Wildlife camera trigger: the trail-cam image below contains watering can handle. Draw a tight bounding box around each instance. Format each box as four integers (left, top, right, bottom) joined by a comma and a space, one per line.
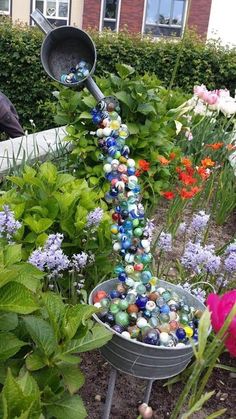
31, 9, 54, 34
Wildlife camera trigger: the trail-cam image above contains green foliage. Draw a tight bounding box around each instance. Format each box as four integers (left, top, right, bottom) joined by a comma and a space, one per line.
0, 16, 235, 134
0, 17, 56, 133
55, 66, 188, 208
90, 29, 236, 95
0, 240, 112, 418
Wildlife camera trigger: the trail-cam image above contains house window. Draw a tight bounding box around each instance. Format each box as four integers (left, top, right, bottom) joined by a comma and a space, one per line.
0, 0, 10, 15
32, 0, 70, 27
144, 0, 186, 37
102, 0, 120, 31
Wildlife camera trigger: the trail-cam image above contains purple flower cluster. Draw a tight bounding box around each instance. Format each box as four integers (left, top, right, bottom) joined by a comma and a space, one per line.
28, 233, 69, 278
224, 240, 236, 273
143, 219, 155, 243
158, 232, 172, 252
189, 211, 210, 236
71, 252, 88, 271
181, 241, 221, 274
86, 207, 104, 228
0, 205, 21, 241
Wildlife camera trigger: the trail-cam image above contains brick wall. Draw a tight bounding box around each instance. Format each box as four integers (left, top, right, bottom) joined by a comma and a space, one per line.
187, 0, 213, 37
82, 0, 101, 30
119, 0, 145, 32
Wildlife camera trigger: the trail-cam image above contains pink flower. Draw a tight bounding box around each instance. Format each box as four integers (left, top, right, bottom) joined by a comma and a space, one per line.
206, 290, 236, 357
194, 84, 207, 99
205, 93, 219, 106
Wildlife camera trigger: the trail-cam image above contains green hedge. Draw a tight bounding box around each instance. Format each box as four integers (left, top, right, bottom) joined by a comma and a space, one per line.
0, 17, 235, 133
0, 17, 55, 133
90, 30, 236, 95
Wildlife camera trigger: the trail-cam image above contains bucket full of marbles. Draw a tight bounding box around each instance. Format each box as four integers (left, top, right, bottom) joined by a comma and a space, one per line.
89, 278, 206, 380
31, 8, 104, 101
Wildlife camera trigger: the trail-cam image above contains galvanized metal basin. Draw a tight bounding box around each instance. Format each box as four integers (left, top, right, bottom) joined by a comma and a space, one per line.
89, 278, 206, 380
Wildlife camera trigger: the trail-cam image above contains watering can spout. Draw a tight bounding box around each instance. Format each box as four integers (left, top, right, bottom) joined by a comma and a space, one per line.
31, 9, 54, 34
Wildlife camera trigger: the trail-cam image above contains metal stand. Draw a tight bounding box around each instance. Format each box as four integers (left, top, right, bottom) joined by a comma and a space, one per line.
102, 367, 155, 419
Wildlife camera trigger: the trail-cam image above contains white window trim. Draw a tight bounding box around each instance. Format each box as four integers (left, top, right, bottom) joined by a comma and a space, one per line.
0, 0, 11, 15
142, 0, 188, 37
31, 0, 70, 25
99, 0, 121, 33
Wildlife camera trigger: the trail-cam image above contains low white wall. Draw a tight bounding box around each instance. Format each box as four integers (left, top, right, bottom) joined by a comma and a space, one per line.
0, 126, 68, 174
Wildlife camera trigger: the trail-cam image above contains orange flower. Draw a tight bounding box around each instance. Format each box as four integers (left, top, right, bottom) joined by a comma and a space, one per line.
181, 157, 192, 167
197, 166, 210, 180
158, 156, 170, 165
179, 171, 197, 185
169, 152, 176, 160
161, 191, 175, 200
201, 157, 215, 168
179, 186, 201, 199
138, 160, 150, 171
226, 144, 236, 151
176, 166, 182, 174
206, 143, 224, 150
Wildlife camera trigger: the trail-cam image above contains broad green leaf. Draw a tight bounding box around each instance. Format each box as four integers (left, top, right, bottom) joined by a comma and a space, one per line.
2, 369, 27, 418
127, 122, 139, 135
25, 351, 47, 371
41, 292, 65, 337
137, 103, 156, 115
75, 206, 87, 231
58, 364, 85, 394
62, 304, 98, 340
39, 162, 57, 184
24, 216, 53, 234
55, 354, 81, 365
197, 309, 211, 360
63, 323, 112, 354
55, 173, 75, 190
0, 332, 27, 360
2, 369, 41, 418
9, 176, 25, 188
0, 283, 39, 314
9, 263, 44, 292
0, 268, 20, 288
78, 111, 92, 120
115, 91, 134, 109
116, 63, 135, 79
3, 244, 22, 267
82, 95, 96, 108
46, 395, 87, 419
0, 312, 18, 331
24, 316, 57, 357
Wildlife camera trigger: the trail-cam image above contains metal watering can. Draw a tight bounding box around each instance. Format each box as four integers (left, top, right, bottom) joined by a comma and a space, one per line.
31, 9, 117, 105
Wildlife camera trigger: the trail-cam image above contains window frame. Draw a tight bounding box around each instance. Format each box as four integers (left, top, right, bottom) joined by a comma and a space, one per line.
99, 0, 121, 32
0, 0, 11, 16
143, 0, 187, 38
31, 0, 71, 26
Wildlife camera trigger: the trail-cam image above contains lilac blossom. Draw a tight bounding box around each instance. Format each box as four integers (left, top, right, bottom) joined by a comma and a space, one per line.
178, 281, 206, 303
86, 207, 104, 228
181, 241, 221, 274
143, 219, 155, 242
189, 211, 210, 236
224, 252, 236, 273
0, 205, 21, 241
28, 233, 69, 278
225, 241, 236, 255
177, 222, 187, 234
158, 232, 172, 252
71, 252, 89, 271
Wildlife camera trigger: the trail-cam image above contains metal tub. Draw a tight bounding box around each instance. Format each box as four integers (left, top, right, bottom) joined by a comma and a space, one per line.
89, 278, 206, 380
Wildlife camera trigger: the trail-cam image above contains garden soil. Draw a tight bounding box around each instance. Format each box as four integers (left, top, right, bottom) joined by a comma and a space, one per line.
81, 208, 236, 418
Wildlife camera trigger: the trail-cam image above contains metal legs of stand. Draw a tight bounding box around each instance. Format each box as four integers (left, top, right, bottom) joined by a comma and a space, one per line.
102, 367, 155, 419
103, 368, 117, 419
